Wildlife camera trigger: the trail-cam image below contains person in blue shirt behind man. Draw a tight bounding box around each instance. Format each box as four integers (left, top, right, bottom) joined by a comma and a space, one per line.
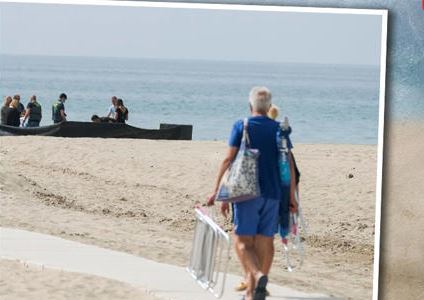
208, 86, 297, 300
52, 93, 68, 124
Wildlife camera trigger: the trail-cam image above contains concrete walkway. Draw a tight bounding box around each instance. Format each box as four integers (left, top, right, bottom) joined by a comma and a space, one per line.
0, 227, 331, 300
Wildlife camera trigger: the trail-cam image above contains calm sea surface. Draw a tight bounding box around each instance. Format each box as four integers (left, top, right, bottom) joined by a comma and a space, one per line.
1, 55, 381, 144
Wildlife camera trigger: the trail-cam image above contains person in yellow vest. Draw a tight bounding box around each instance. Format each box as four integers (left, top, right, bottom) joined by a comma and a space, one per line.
52, 93, 67, 124
22, 95, 42, 127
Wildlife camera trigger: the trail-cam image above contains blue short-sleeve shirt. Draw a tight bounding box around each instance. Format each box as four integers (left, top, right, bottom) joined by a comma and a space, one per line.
228, 116, 293, 200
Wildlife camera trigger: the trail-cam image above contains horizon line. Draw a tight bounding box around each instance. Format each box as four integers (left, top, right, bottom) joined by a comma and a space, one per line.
0, 53, 380, 68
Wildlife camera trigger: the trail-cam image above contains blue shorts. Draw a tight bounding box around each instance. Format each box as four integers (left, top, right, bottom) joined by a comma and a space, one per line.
233, 197, 280, 237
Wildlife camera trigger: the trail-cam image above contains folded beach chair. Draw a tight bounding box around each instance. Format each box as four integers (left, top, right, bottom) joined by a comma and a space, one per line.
187, 207, 232, 298
280, 189, 308, 272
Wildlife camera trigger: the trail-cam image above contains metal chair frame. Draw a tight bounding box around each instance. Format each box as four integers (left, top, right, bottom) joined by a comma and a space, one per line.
282, 190, 308, 272
187, 208, 231, 298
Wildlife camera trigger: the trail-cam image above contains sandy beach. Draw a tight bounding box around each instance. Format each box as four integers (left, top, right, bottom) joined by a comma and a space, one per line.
0, 259, 159, 300
0, 136, 377, 299
379, 121, 424, 300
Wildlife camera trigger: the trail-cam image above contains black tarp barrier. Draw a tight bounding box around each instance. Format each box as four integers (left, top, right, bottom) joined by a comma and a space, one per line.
0, 121, 192, 140
160, 123, 193, 140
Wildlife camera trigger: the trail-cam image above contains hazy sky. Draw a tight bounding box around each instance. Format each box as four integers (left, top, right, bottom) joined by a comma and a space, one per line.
0, 2, 383, 65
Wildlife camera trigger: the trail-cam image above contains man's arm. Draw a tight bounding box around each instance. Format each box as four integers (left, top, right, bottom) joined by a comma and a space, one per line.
289, 151, 298, 213
22, 108, 30, 124
60, 109, 66, 121
207, 146, 238, 217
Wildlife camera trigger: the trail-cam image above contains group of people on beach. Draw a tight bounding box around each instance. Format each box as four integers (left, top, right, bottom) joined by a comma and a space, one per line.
1, 94, 129, 127
1, 93, 69, 127
1, 94, 46, 127
208, 86, 298, 300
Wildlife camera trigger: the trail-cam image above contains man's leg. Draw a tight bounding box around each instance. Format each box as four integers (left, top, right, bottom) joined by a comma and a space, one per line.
234, 234, 264, 300
252, 198, 280, 299
255, 235, 274, 276
234, 240, 248, 288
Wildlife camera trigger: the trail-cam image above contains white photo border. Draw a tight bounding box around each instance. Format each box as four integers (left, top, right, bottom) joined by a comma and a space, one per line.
0, 1, 388, 299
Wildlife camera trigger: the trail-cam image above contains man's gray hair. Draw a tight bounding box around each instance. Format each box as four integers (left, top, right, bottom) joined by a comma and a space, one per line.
249, 86, 272, 113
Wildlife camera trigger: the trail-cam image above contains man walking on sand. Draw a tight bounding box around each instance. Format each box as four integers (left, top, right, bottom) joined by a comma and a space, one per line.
208, 86, 297, 300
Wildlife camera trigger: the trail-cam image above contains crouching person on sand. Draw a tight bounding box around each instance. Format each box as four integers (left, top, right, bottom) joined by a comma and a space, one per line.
207, 87, 297, 300
91, 114, 116, 123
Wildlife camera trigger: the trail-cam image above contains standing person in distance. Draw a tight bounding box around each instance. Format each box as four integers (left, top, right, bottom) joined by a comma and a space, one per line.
22, 95, 42, 127
14, 94, 25, 117
52, 93, 68, 124
5, 97, 21, 127
1, 96, 13, 125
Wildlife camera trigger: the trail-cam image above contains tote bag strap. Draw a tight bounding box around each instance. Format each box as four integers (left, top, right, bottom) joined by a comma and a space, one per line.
242, 118, 251, 148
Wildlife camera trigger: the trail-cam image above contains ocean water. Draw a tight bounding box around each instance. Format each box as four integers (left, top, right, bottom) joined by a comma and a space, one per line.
1, 55, 381, 144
